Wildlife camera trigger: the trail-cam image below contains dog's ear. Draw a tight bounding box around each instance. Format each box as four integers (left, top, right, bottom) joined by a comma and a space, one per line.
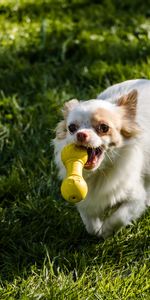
117, 89, 141, 138
117, 89, 138, 120
62, 99, 79, 118
55, 99, 78, 140
55, 120, 67, 139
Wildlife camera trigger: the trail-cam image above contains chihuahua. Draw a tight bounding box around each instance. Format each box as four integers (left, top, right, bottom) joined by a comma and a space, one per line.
53, 79, 150, 238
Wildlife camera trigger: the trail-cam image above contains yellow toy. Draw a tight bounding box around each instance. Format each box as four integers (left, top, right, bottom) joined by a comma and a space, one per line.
61, 144, 88, 203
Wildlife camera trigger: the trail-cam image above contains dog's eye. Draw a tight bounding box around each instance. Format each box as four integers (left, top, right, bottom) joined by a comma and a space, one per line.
96, 123, 109, 134
68, 123, 78, 134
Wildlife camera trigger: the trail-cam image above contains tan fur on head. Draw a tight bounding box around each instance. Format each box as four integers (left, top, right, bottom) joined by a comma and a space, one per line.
91, 108, 123, 147
118, 89, 141, 138
62, 99, 79, 118
91, 108, 122, 131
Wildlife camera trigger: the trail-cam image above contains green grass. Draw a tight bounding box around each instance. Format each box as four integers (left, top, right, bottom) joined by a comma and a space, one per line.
0, 0, 150, 299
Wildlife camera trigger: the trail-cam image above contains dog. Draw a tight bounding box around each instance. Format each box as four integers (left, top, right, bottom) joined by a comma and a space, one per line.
53, 79, 150, 238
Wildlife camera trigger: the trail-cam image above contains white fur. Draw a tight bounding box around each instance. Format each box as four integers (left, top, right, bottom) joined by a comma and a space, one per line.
53, 79, 150, 238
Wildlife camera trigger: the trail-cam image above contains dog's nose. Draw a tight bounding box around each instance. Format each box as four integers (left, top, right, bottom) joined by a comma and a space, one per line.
77, 132, 88, 142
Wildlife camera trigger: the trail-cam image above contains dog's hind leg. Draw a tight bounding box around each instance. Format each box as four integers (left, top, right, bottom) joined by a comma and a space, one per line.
100, 184, 146, 238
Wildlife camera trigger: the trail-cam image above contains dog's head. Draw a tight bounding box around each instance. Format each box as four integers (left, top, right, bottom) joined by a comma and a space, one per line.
55, 90, 140, 171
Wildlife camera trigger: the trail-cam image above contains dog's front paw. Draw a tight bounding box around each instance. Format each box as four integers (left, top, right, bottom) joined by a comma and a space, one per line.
101, 220, 115, 239
84, 218, 103, 237
101, 217, 124, 238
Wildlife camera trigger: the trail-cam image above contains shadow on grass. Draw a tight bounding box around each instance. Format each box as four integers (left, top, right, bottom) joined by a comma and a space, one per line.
1, 0, 150, 98
0, 191, 149, 282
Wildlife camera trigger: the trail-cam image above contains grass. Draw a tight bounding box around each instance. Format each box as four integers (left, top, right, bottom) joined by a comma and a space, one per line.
0, 0, 150, 299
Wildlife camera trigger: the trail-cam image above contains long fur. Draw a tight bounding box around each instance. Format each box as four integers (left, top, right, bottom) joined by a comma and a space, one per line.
53, 79, 150, 238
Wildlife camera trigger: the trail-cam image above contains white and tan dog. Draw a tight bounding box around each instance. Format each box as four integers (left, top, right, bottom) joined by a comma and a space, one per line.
53, 79, 150, 238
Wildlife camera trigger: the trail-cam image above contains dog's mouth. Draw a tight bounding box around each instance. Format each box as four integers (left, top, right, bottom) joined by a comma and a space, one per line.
84, 147, 104, 170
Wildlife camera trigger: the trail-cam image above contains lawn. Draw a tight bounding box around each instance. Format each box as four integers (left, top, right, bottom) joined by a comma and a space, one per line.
0, 0, 150, 299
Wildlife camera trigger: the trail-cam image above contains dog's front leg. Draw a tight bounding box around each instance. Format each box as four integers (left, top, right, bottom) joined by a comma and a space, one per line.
78, 208, 103, 236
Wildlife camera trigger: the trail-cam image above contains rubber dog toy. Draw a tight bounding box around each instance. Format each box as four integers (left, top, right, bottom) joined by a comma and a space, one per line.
61, 144, 88, 203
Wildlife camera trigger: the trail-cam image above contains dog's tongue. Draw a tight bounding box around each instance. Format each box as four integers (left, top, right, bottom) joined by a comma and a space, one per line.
85, 148, 97, 167
87, 148, 96, 161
